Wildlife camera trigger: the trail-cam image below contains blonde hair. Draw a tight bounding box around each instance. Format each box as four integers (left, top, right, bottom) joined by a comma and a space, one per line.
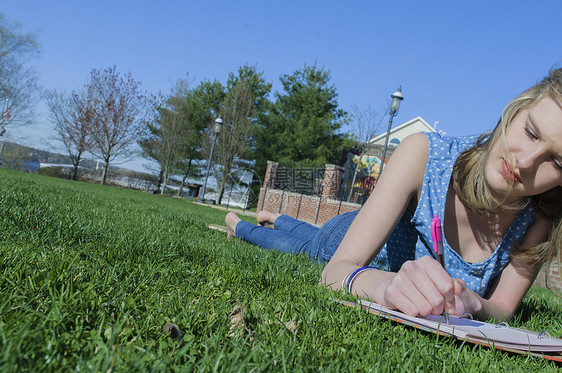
452, 68, 562, 268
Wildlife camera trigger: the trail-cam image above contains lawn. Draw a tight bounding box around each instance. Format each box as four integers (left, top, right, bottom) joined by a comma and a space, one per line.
1, 168, 561, 371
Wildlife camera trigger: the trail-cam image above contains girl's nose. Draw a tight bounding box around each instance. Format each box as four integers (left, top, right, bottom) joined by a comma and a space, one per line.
516, 145, 545, 169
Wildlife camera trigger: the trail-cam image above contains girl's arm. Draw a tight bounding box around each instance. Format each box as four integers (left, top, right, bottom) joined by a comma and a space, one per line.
321, 133, 458, 316
456, 216, 550, 320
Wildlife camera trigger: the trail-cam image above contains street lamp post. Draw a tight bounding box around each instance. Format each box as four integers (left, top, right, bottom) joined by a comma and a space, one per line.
378, 87, 404, 179
199, 116, 223, 203
1, 99, 11, 162
0, 124, 6, 160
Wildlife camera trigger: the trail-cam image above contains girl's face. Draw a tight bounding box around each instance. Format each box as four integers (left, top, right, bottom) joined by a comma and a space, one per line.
486, 97, 562, 202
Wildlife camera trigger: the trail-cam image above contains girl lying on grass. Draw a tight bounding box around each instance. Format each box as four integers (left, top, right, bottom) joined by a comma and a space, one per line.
225, 68, 562, 321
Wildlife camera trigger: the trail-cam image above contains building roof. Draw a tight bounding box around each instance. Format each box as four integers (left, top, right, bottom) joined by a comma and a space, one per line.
368, 116, 436, 146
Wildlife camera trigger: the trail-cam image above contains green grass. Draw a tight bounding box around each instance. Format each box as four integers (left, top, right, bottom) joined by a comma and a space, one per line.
1, 168, 561, 371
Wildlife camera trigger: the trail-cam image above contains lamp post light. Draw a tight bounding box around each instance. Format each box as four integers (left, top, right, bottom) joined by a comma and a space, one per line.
199, 116, 223, 203
378, 87, 404, 179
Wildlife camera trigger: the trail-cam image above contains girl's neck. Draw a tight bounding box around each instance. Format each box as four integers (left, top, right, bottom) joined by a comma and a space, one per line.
444, 187, 519, 263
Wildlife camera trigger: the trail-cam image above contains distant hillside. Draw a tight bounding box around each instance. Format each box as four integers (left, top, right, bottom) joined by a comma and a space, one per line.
0, 141, 149, 174
0, 141, 98, 169
0, 140, 163, 193
0, 141, 253, 208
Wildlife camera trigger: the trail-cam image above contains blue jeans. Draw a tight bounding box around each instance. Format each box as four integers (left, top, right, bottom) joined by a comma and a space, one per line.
235, 211, 359, 262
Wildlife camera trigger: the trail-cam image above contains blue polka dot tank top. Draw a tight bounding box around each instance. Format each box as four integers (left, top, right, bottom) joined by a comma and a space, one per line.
371, 132, 536, 297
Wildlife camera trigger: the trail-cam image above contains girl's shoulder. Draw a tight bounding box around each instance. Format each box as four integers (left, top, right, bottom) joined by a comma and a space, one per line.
395, 132, 430, 156
423, 132, 479, 161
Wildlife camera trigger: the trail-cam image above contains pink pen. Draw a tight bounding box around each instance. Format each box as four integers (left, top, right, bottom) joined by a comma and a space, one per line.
431, 214, 449, 323
430, 214, 445, 268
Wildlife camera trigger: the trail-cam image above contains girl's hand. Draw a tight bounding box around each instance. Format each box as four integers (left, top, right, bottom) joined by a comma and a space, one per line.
381, 255, 456, 317
450, 278, 483, 316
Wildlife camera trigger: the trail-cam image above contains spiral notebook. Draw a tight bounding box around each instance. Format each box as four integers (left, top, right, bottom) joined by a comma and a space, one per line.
334, 298, 562, 362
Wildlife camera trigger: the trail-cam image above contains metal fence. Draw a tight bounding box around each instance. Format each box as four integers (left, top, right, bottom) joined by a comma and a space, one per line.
263, 164, 377, 207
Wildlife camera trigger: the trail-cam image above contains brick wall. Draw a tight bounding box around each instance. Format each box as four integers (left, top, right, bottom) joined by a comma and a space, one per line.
258, 188, 361, 225
257, 161, 362, 225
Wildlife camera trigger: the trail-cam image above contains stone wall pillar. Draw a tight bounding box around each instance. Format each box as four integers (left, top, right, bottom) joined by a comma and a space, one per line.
263, 161, 279, 189
257, 161, 279, 213
321, 164, 344, 200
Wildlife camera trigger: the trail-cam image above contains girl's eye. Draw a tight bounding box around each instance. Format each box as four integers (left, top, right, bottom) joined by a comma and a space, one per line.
525, 126, 539, 140
552, 158, 562, 171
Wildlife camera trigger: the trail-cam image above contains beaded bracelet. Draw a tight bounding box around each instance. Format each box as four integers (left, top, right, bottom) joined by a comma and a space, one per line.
344, 266, 375, 294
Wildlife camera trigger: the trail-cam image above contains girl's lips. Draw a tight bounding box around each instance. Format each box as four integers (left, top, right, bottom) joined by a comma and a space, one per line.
502, 159, 521, 183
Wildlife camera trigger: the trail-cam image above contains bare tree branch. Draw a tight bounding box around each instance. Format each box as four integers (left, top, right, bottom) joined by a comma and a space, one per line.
87, 66, 156, 184
45, 88, 96, 180
0, 12, 40, 127
210, 79, 256, 204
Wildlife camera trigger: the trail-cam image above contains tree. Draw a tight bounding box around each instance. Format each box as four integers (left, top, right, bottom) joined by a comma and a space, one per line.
45, 88, 96, 180
139, 79, 206, 195
175, 79, 225, 196
226, 65, 272, 114
139, 83, 188, 194
87, 66, 155, 185
211, 79, 256, 204
253, 64, 354, 178
204, 66, 271, 204
137, 120, 164, 192
345, 104, 380, 201
0, 12, 39, 126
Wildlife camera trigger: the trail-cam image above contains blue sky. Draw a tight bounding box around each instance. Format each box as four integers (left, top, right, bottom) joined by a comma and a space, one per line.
3, 1, 562, 171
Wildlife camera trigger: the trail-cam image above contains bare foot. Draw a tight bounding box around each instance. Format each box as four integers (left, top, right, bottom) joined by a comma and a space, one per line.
225, 212, 241, 239
257, 210, 281, 229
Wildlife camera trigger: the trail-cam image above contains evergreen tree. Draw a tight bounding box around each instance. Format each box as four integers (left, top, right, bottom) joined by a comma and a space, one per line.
254, 64, 353, 178
226, 65, 272, 114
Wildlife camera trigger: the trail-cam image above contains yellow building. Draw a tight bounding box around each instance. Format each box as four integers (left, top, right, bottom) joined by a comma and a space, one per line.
368, 116, 437, 148
346, 116, 437, 194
